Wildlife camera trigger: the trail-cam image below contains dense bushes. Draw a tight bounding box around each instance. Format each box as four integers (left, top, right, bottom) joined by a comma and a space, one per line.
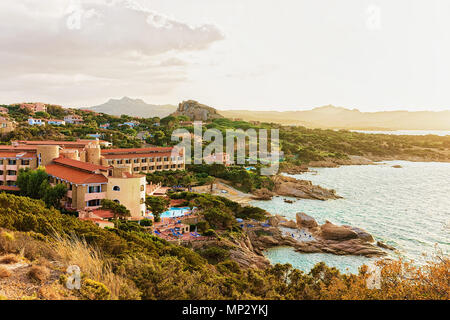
0, 192, 448, 300
16, 168, 67, 208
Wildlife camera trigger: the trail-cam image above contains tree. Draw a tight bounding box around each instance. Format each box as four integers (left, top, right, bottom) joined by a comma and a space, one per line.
100, 199, 130, 219
145, 196, 169, 223
203, 207, 234, 230
42, 183, 68, 208
204, 176, 215, 193
181, 175, 195, 191
17, 168, 67, 208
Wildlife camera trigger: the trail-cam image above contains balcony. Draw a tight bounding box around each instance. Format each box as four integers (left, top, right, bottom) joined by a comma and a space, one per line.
6, 175, 17, 181
84, 192, 106, 202
6, 165, 17, 171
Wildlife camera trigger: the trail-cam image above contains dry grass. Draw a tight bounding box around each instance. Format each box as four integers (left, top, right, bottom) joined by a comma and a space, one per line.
0, 254, 20, 265
27, 265, 50, 283
50, 234, 136, 300
0, 229, 56, 261
0, 266, 12, 278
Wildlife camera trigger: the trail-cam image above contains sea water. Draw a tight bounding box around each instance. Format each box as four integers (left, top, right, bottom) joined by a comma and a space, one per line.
252, 161, 450, 274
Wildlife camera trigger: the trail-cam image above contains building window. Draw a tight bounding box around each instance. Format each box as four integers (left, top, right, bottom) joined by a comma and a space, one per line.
134, 159, 139, 163
156, 157, 161, 162
134, 167, 139, 172
113, 186, 120, 191
149, 166, 155, 170
7, 170, 16, 176
113, 199, 120, 204
140, 185, 145, 191
21, 160, 30, 165
87, 199, 101, 207
149, 158, 154, 162
163, 157, 168, 161
88, 185, 102, 193
178, 164, 183, 168
125, 159, 131, 164
164, 165, 169, 169
156, 165, 162, 170
0, 160, 3, 165
117, 160, 123, 164
141, 158, 147, 163
8, 159, 16, 165
141, 166, 147, 171
171, 164, 176, 168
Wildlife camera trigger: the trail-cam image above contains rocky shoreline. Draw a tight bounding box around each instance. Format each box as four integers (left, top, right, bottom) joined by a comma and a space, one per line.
281, 154, 450, 173
185, 213, 395, 270
247, 213, 392, 259
252, 175, 341, 201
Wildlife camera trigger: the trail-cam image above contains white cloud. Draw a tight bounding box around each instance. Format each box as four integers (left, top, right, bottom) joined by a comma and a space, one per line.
0, 0, 224, 106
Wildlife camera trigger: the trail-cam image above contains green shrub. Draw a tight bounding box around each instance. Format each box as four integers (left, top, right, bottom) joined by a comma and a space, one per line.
80, 278, 111, 300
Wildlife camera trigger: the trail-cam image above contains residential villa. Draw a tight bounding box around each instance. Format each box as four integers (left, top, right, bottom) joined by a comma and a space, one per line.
0, 117, 15, 135
0, 140, 185, 219
20, 103, 47, 113
47, 119, 66, 126
0, 107, 8, 114
64, 114, 84, 124
204, 152, 232, 166
28, 118, 46, 126
28, 118, 66, 126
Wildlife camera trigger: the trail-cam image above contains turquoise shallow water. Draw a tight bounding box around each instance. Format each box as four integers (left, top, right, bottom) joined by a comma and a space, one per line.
252, 161, 450, 274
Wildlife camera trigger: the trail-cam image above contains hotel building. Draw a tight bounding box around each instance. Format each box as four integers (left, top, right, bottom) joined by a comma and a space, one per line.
0, 140, 185, 218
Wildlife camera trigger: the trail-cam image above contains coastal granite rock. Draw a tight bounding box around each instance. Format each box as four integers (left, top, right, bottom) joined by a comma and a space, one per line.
247, 213, 387, 258
252, 175, 341, 201
296, 212, 319, 229
320, 221, 359, 241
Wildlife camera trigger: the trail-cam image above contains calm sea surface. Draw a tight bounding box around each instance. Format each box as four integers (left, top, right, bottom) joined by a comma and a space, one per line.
252, 161, 450, 274
350, 130, 450, 136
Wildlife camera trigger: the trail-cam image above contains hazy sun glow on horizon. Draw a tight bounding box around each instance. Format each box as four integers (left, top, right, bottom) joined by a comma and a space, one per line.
1, 0, 450, 112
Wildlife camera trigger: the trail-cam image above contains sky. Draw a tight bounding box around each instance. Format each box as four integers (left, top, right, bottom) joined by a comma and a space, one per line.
1, 0, 450, 112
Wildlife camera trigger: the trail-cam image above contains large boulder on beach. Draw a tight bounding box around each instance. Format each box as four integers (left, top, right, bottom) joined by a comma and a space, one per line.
251, 188, 274, 200
279, 220, 298, 229
320, 221, 358, 241
268, 216, 279, 227
344, 226, 374, 242
296, 212, 318, 229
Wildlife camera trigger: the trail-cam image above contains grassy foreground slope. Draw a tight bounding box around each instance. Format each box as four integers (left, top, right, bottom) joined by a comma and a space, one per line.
0, 193, 448, 300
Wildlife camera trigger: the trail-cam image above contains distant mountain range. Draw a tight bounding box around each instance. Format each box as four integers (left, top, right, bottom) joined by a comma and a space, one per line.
88, 97, 176, 118
87, 98, 450, 130
220, 105, 450, 130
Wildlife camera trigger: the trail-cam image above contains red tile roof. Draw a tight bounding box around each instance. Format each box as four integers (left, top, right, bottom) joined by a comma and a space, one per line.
91, 209, 114, 219
0, 151, 36, 158
122, 172, 145, 179
45, 163, 108, 185
101, 147, 174, 154
0, 186, 20, 191
53, 157, 110, 172
102, 152, 176, 160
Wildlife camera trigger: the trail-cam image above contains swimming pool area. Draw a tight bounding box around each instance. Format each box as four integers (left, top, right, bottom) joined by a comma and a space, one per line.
148, 207, 192, 219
